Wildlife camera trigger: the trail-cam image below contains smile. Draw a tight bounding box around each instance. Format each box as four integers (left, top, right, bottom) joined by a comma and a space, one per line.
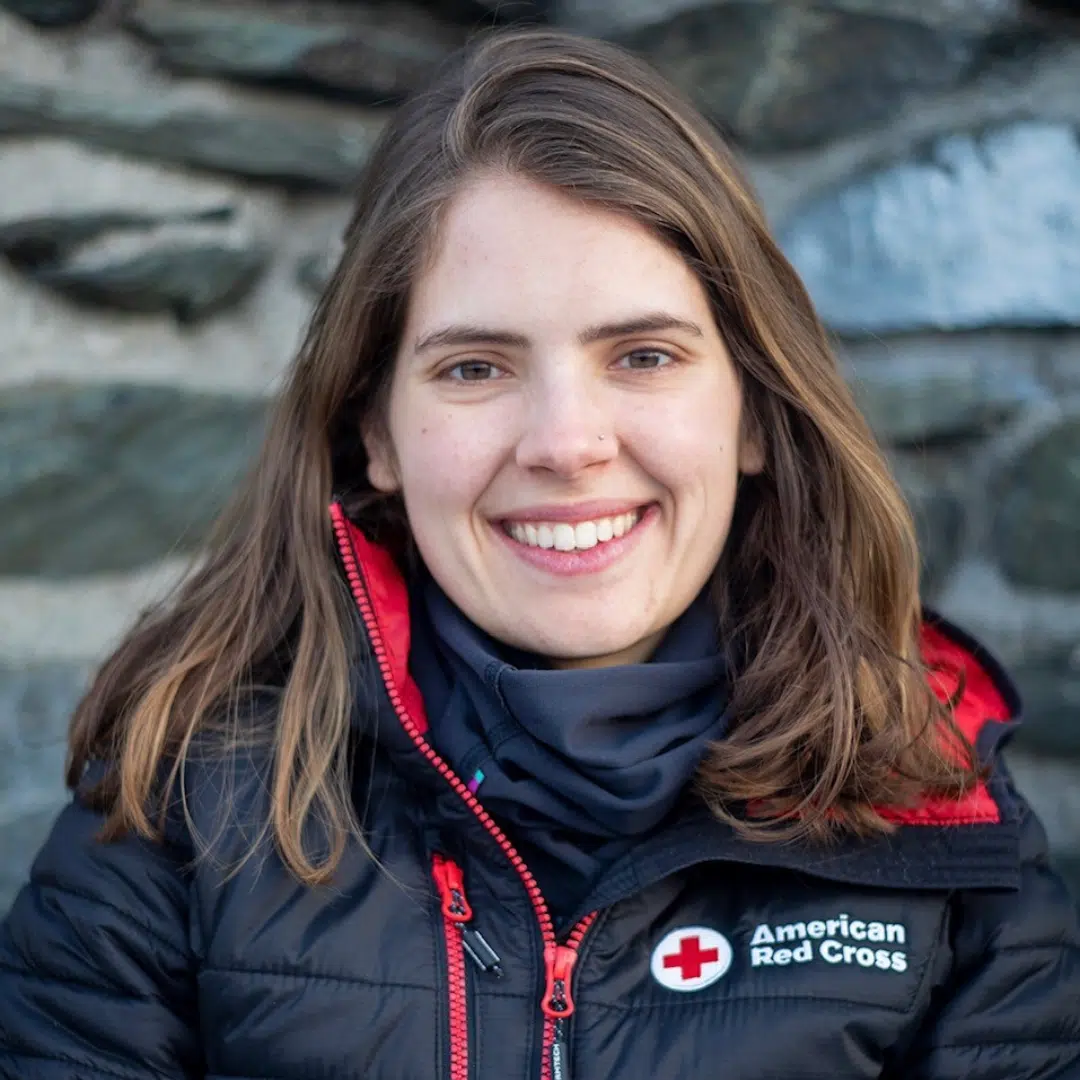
502, 510, 643, 552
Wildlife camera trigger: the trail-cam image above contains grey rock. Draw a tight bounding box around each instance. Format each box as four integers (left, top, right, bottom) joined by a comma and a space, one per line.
745, 35, 1080, 225
0, 206, 268, 322
37, 243, 269, 322
1042, 332, 1080, 395
297, 251, 331, 294
992, 414, 1080, 592
576, 2, 983, 151
471, 0, 548, 15
346, 0, 546, 22
1007, 750, 1080, 905
782, 123, 1080, 335
0, 0, 100, 26
557, 0, 1027, 36
890, 454, 966, 597
296, 238, 342, 294
0, 205, 232, 261
1007, 751, 1080, 862
0, 77, 378, 189
843, 348, 1047, 443
126, 1, 462, 103
1009, 644, 1080, 756
0, 383, 266, 577
1029, 0, 1080, 18
0, 663, 89, 915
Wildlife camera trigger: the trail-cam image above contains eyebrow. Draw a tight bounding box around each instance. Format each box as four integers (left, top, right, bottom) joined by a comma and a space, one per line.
412, 312, 704, 353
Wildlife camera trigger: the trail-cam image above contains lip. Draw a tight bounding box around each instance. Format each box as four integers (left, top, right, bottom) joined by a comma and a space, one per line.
496, 499, 653, 525
493, 503, 657, 577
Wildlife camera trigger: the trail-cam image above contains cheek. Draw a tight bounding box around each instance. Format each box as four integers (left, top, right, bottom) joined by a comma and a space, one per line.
626, 392, 741, 485
395, 409, 504, 514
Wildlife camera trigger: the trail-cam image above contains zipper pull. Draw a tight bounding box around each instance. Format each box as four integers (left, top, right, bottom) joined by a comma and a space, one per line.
542, 942, 579, 1079
461, 924, 503, 976
541, 943, 579, 1019
432, 853, 473, 920
432, 854, 504, 977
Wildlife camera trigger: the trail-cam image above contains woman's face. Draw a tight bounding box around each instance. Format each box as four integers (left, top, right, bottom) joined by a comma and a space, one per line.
365, 172, 763, 668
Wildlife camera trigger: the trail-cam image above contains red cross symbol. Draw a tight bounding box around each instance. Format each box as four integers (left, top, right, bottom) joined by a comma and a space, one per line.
663, 935, 720, 980
651, 926, 732, 990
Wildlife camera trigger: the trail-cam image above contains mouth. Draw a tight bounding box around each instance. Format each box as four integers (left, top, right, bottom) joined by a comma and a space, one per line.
500, 507, 646, 552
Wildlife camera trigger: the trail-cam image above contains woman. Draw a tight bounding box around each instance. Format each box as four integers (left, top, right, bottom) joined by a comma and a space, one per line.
1, 27, 1077, 1080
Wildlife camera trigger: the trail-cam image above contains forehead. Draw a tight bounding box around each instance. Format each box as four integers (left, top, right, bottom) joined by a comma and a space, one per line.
406, 173, 712, 333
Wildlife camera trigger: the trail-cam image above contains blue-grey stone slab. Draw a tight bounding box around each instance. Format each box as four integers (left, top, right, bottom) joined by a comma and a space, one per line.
0, 664, 88, 916
1010, 644, 1080, 757
125, 0, 462, 103
0, 206, 269, 322
0, 383, 267, 576
844, 350, 1047, 443
613, 3, 981, 151
781, 123, 1080, 335
0, 77, 377, 190
889, 453, 965, 597
1, 0, 99, 25
992, 414, 1080, 592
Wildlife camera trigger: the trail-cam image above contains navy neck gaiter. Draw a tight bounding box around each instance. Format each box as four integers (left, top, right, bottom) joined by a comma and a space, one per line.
408, 575, 729, 919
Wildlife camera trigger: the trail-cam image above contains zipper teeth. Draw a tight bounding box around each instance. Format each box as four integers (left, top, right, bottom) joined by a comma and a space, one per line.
539, 913, 599, 1080
438, 869, 470, 1080
539, 1030, 553, 1080
566, 913, 598, 949
331, 506, 599, 1079
331, 505, 556, 939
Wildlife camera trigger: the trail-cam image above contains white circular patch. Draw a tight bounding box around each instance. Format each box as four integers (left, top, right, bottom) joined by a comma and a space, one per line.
650, 926, 733, 991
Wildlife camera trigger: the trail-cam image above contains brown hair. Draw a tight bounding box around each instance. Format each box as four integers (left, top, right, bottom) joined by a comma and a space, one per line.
70, 27, 977, 884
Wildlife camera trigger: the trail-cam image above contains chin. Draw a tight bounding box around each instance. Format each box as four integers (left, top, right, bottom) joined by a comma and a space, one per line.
516, 625, 654, 670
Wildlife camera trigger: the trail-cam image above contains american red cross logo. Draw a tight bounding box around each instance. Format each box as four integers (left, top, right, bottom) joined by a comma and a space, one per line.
663, 935, 719, 980
650, 926, 733, 991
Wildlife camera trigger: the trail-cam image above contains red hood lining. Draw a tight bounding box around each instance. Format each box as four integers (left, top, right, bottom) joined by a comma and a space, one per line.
336, 511, 1009, 829
340, 516, 432, 736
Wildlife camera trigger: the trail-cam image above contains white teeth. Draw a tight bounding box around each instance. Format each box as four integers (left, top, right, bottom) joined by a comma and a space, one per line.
574, 521, 598, 549
553, 523, 575, 551
505, 510, 642, 551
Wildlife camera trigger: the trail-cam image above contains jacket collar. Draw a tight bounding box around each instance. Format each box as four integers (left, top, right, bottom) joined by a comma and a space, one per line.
331, 504, 1023, 900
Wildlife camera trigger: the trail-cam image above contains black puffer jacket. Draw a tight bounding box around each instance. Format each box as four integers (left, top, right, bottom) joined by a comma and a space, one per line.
2, 508, 1079, 1080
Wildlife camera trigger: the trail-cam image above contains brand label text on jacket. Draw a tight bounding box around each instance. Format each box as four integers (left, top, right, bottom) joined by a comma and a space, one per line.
749, 913, 908, 972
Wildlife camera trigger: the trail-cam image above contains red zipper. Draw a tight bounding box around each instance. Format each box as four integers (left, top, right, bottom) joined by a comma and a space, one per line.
432, 854, 472, 1080
540, 915, 597, 1080
332, 505, 598, 1080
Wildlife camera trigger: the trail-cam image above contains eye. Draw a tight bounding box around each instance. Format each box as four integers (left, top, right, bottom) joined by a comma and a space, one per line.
616, 349, 674, 371
445, 360, 503, 382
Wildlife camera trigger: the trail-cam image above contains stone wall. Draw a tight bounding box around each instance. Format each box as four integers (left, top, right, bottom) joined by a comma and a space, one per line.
2, 0, 1080, 913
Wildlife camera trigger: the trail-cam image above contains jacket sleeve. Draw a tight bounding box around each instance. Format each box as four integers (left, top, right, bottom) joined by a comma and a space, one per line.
903, 790, 1080, 1079
0, 795, 201, 1079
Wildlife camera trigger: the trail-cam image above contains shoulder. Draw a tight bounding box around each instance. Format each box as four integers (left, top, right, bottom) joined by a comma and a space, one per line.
163, 690, 284, 859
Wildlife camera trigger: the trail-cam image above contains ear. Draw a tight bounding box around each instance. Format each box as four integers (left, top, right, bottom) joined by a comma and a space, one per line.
362, 420, 401, 494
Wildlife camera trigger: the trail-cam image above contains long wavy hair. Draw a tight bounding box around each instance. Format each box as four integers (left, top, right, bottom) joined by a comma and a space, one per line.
69, 27, 978, 883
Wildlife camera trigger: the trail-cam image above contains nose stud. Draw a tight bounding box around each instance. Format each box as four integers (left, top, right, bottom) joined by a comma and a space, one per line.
598, 434, 606, 441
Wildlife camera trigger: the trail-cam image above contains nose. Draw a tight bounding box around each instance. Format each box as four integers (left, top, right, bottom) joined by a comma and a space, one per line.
514, 368, 618, 478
